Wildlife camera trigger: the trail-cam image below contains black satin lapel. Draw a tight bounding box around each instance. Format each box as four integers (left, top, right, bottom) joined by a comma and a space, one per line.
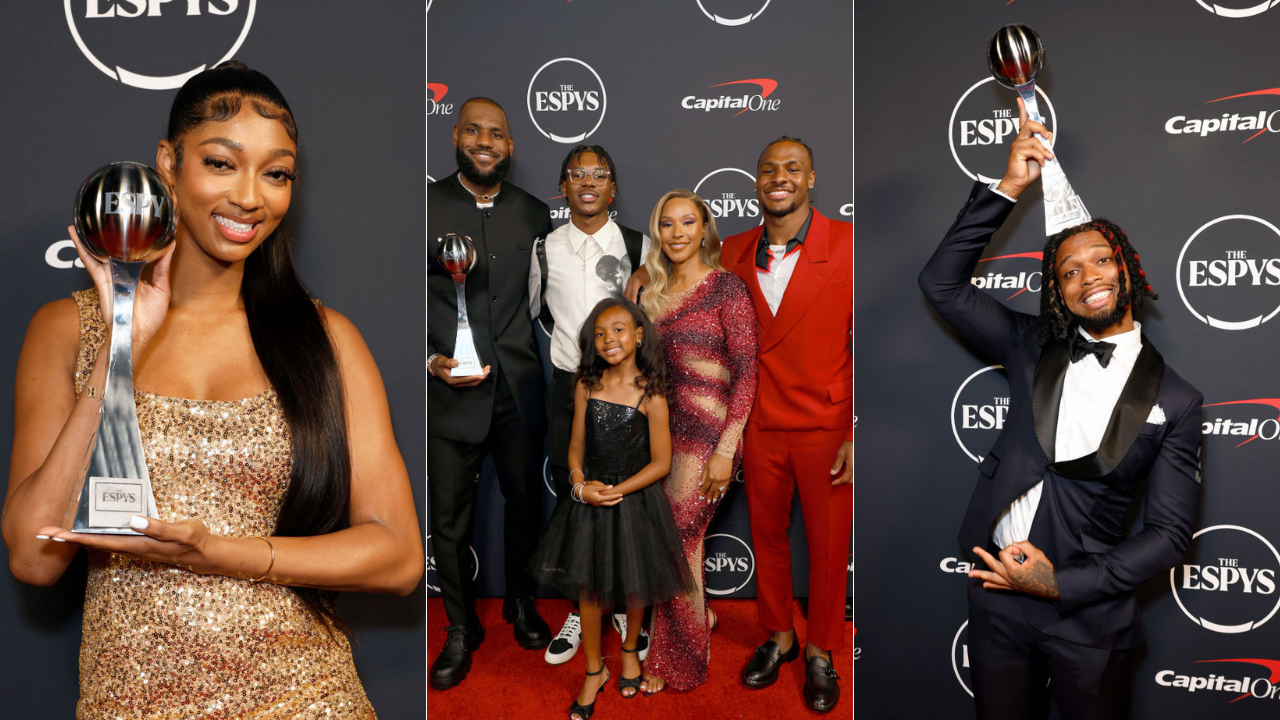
1033, 339, 1070, 463
1049, 339, 1165, 480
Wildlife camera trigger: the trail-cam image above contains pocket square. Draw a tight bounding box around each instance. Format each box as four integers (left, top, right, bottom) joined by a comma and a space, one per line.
1146, 404, 1166, 426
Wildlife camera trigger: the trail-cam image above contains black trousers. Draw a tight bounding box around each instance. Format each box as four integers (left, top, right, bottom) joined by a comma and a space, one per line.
967, 580, 1133, 720
546, 367, 577, 499
428, 373, 543, 627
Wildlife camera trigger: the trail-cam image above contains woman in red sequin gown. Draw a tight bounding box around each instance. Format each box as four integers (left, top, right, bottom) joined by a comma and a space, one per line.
638, 190, 757, 692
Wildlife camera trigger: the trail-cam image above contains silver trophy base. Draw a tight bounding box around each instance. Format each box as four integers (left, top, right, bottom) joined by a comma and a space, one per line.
451, 327, 484, 377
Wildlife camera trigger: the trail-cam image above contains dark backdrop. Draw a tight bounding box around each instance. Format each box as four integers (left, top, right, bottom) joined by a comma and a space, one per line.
858, 1, 1280, 718
0, 3, 426, 717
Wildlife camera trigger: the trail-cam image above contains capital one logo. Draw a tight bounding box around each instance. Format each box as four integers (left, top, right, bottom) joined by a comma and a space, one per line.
65, 0, 255, 90
1155, 659, 1280, 703
1196, 0, 1280, 17
424, 534, 480, 594
526, 58, 606, 144
974, 251, 1043, 313
1165, 88, 1280, 143
951, 364, 1009, 463
1171, 525, 1280, 634
693, 167, 761, 239
695, 0, 770, 26
1202, 397, 1280, 449
949, 77, 1057, 183
1176, 215, 1280, 330
427, 83, 454, 116
681, 78, 781, 117
704, 533, 755, 596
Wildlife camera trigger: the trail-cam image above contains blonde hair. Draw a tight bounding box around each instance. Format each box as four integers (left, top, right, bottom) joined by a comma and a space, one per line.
641, 189, 724, 319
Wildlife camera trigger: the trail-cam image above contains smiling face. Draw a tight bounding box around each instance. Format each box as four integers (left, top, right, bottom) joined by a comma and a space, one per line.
561, 150, 614, 221
658, 196, 706, 266
453, 100, 512, 187
593, 304, 641, 366
1053, 230, 1135, 337
157, 104, 296, 265
755, 140, 815, 219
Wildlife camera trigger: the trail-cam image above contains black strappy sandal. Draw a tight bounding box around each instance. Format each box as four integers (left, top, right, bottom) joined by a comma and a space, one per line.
619, 645, 642, 698
570, 664, 609, 720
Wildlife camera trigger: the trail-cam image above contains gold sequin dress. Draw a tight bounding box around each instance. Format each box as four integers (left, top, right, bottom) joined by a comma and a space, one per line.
71, 289, 374, 720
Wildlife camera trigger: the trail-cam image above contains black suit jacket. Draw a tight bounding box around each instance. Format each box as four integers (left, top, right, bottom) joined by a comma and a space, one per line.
428, 175, 552, 444
919, 182, 1203, 649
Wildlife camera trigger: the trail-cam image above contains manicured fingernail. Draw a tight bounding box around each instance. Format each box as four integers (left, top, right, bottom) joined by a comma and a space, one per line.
52, 537, 67, 542
129, 516, 149, 530
35, 534, 50, 540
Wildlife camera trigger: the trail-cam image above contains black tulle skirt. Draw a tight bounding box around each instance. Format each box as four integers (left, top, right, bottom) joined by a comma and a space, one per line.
529, 481, 693, 608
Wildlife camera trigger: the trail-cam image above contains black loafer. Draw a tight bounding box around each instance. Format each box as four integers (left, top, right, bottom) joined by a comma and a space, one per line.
741, 635, 799, 688
503, 596, 552, 650
429, 622, 484, 690
803, 653, 841, 713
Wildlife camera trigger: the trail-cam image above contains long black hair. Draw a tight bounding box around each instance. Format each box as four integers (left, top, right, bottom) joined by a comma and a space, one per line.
168, 61, 352, 636
576, 298, 669, 401
1038, 218, 1158, 346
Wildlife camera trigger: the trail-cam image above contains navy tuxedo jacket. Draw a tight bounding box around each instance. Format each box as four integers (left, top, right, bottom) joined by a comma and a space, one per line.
919, 182, 1203, 649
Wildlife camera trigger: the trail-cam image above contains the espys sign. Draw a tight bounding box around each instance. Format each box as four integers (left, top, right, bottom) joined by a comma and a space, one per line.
949, 77, 1057, 183
703, 533, 755, 596
695, 0, 770, 26
1195, 0, 1280, 17
951, 364, 1009, 463
66, 0, 255, 90
1176, 215, 1280, 330
424, 534, 479, 594
526, 58, 607, 144
1170, 525, 1280, 634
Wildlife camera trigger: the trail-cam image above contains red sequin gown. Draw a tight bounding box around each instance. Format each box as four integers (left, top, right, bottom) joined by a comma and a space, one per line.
644, 270, 758, 691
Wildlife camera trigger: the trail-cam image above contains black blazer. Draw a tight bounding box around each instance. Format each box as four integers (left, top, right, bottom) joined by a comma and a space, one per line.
919, 182, 1203, 650
428, 175, 552, 444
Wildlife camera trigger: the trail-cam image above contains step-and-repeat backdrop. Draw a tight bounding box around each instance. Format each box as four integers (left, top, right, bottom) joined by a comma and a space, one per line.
0, 3, 425, 716
427, 0, 852, 608
859, 2, 1280, 718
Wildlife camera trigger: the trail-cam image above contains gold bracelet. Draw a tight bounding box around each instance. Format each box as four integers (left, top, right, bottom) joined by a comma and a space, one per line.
249, 536, 275, 583
84, 385, 102, 402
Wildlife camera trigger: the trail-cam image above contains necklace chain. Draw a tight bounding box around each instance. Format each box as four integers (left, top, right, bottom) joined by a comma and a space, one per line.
458, 173, 499, 207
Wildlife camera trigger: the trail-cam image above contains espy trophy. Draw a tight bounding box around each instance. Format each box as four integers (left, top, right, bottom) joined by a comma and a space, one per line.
987, 24, 1090, 235
70, 162, 177, 534
437, 233, 483, 377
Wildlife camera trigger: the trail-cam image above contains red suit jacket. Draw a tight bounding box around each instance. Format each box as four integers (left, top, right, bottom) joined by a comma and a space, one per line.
723, 208, 853, 440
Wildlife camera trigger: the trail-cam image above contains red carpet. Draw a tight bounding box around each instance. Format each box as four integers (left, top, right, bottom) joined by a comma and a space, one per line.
427, 597, 852, 719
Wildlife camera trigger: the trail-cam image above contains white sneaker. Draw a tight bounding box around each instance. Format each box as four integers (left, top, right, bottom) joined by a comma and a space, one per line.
545, 612, 582, 665
612, 612, 650, 661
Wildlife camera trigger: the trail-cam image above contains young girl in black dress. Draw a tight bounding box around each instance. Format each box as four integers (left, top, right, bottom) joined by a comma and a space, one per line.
530, 298, 692, 720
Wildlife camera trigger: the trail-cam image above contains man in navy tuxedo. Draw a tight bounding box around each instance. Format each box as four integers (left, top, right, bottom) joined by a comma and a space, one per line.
919, 103, 1203, 720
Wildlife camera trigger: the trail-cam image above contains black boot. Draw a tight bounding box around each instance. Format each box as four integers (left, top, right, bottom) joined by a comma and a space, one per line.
429, 621, 484, 690
503, 596, 552, 650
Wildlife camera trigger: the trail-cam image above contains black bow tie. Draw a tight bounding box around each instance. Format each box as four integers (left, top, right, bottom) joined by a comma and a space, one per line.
1068, 335, 1116, 368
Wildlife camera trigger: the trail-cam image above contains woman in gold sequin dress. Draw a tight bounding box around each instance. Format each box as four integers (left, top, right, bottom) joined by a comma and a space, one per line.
1, 63, 423, 719
637, 190, 758, 693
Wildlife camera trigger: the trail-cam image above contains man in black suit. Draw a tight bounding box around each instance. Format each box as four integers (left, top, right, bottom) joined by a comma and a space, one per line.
427, 97, 552, 690
919, 104, 1203, 719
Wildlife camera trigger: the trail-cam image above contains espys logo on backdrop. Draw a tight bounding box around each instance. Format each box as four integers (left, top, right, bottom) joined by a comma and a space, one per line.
1165, 87, 1280, 143
424, 534, 480, 594
526, 58, 606, 144
693, 167, 761, 239
951, 364, 1010, 463
681, 79, 781, 117
695, 0, 770, 26
1195, 0, 1280, 18
1171, 525, 1280, 634
1176, 215, 1280, 330
949, 78, 1057, 183
1155, 658, 1280, 703
66, 0, 255, 90
703, 533, 755, 596
952, 621, 974, 697
1202, 397, 1280, 448
427, 83, 453, 116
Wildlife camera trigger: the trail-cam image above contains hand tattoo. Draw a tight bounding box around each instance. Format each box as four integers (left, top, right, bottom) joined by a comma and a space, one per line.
1009, 559, 1059, 599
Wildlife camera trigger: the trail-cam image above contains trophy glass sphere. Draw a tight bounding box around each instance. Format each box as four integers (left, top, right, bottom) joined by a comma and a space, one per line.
987, 24, 1044, 91
74, 161, 177, 262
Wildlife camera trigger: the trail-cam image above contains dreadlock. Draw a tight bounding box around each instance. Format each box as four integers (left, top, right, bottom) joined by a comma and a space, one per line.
1037, 218, 1158, 346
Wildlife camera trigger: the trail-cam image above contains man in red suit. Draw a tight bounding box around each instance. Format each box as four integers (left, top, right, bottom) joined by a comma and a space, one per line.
727, 137, 852, 713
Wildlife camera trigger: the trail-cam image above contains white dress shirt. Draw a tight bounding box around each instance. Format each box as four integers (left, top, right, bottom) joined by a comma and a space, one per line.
992, 322, 1143, 549
529, 219, 651, 372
